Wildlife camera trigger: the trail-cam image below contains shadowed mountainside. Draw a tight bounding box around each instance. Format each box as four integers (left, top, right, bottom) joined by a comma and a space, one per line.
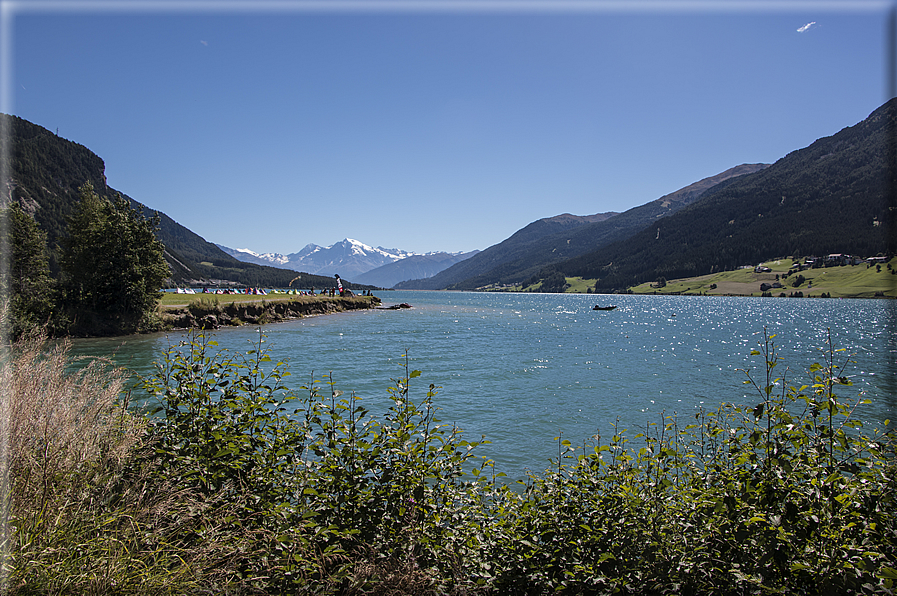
394, 211, 618, 290
397, 164, 767, 290
560, 98, 897, 290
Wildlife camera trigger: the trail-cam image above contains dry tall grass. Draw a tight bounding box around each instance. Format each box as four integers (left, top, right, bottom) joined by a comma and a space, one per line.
1, 328, 151, 591
5, 334, 140, 514
0, 326, 289, 594
0, 326, 235, 593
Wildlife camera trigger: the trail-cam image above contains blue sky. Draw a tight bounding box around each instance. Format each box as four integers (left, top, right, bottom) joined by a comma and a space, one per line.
4, 1, 894, 255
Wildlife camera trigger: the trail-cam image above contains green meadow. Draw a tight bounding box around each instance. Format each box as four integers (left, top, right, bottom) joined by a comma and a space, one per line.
158, 291, 351, 308
553, 257, 897, 298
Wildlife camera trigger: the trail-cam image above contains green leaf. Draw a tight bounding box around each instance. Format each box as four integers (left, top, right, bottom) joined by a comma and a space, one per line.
753, 403, 765, 419
880, 567, 897, 580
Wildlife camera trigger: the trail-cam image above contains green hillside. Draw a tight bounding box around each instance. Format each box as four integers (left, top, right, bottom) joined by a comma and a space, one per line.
560, 98, 897, 290
498, 256, 897, 298
445, 164, 768, 291
623, 257, 897, 298
395, 212, 617, 290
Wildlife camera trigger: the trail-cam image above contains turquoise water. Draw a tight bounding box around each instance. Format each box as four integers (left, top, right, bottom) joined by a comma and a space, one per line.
69, 291, 897, 479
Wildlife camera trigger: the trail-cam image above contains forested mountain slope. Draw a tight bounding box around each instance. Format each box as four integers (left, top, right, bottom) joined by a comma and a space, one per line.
560, 98, 897, 290
395, 212, 618, 290
440, 163, 768, 290
1, 114, 343, 288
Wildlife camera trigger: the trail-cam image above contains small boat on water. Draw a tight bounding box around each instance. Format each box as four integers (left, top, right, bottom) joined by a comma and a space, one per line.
593, 305, 617, 311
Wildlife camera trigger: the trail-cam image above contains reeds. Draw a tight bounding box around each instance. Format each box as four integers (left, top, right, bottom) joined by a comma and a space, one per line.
5, 334, 138, 511
0, 326, 304, 594
1, 327, 152, 591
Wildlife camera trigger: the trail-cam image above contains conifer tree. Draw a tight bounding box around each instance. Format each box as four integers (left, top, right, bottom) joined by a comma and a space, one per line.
60, 182, 169, 334
2, 202, 54, 338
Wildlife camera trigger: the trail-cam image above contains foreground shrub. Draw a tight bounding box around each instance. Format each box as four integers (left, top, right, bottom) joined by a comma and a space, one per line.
140, 329, 895, 595
144, 333, 487, 592
5, 327, 894, 594
477, 331, 897, 594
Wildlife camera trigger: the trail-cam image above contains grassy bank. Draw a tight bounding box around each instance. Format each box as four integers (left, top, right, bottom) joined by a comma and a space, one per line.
158, 293, 381, 329
158, 291, 362, 308
4, 328, 895, 594
627, 257, 897, 298
505, 257, 897, 297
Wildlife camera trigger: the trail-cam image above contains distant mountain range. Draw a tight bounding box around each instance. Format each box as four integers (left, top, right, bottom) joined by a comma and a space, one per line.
352, 250, 479, 288
216, 239, 415, 276
216, 239, 478, 287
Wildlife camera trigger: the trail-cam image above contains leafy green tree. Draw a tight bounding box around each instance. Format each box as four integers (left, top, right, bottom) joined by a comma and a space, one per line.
2, 202, 55, 337
540, 270, 569, 293
60, 182, 169, 335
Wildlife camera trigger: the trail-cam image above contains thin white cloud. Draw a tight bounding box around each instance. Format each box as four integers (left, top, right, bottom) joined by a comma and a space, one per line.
797, 21, 816, 33
200, 40, 208, 46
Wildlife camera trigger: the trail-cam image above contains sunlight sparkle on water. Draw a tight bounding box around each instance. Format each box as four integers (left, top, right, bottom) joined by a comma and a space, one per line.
69, 291, 896, 480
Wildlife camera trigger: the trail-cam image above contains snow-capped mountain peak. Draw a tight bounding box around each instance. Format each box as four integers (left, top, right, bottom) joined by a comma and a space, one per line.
341, 238, 415, 261
216, 245, 291, 266
217, 239, 421, 279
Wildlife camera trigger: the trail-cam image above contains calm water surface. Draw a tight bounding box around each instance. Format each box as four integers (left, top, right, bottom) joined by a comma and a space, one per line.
70, 291, 897, 479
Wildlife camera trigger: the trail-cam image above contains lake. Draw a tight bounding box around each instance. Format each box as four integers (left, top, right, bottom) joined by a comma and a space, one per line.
69, 291, 897, 480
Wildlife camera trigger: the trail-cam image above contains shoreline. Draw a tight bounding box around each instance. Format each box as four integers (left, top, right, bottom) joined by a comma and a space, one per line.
159, 295, 382, 331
